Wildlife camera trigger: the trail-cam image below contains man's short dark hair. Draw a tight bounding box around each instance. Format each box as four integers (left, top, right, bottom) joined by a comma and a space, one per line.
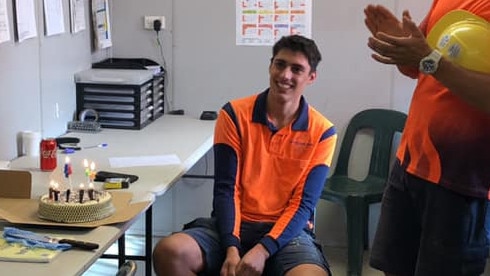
272, 35, 322, 72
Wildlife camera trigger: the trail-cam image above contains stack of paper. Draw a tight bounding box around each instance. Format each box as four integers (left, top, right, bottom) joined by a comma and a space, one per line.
0, 237, 61, 263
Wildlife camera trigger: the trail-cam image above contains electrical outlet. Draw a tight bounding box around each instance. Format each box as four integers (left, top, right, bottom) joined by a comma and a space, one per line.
144, 16, 165, 30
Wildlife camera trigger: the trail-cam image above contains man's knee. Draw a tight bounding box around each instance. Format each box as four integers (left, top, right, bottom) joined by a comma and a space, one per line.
154, 233, 196, 260
154, 235, 179, 259
152, 233, 204, 274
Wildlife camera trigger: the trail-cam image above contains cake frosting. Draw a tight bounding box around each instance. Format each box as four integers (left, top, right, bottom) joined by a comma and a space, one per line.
38, 190, 115, 223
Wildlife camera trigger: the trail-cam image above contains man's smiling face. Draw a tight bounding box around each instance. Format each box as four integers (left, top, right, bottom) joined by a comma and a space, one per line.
268, 49, 316, 102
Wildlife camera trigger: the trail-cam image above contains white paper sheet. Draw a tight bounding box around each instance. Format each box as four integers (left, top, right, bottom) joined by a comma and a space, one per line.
0, 0, 10, 44
44, 0, 65, 36
109, 154, 181, 168
70, 0, 85, 33
0, 160, 10, 169
92, 0, 112, 49
15, 0, 37, 42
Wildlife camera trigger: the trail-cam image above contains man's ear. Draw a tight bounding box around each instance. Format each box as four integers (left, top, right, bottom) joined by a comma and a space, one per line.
308, 71, 317, 83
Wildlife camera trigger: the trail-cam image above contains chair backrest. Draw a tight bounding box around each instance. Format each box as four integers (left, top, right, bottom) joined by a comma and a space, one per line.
333, 109, 407, 179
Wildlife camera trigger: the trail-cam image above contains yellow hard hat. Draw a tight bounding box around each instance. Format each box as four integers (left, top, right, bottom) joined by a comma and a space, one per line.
427, 10, 490, 73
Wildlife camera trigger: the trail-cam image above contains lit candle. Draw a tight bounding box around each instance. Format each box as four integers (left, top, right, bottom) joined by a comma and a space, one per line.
49, 180, 55, 200
83, 159, 90, 183
53, 182, 60, 202
90, 162, 96, 182
79, 183, 85, 203
64, 157, 70, 177
88, 182, 94, 200
64, 156, 73, 188
65, 188, 71, 202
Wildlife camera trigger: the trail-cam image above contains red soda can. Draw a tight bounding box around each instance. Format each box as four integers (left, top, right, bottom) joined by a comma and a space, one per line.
40, 138, 57, 171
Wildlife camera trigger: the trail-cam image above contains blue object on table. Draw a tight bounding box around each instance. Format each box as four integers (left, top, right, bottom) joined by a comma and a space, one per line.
3, 227, 72, 251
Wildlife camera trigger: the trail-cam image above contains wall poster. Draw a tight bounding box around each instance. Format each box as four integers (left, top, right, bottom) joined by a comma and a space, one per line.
91, 0, 111, 49
236, 0, 312, 46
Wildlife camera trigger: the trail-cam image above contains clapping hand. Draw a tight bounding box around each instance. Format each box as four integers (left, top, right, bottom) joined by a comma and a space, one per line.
365, 5, 432, 67
364, 4, 409, 37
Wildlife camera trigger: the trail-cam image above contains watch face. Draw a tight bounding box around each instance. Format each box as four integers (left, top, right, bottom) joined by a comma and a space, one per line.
422, 60, 436, 73
420, 50, 441, 74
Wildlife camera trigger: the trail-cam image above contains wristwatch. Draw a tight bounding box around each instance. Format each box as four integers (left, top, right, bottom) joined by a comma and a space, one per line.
419, 49, 442, 74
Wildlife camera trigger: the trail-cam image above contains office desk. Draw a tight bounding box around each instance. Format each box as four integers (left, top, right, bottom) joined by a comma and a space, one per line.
4, 115, 215, 276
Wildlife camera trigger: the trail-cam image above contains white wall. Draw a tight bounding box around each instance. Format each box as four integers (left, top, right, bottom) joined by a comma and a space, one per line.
110, 0, 174, 111
0, 0, 105, 161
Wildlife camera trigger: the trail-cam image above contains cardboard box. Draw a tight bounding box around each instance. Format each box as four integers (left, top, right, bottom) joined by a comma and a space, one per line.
0, 170, 151, 228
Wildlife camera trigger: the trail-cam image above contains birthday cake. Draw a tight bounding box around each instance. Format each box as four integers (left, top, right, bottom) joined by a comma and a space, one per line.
38, 190, 115, 223
37, 158, 116, 223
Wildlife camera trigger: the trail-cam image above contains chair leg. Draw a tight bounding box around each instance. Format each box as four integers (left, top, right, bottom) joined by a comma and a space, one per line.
363, 206, 369, 250
345, 197, 366, 276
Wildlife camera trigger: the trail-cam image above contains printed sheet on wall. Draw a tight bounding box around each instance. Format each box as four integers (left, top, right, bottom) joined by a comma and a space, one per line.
92, 0, 111, 49
236, 0, 312, 46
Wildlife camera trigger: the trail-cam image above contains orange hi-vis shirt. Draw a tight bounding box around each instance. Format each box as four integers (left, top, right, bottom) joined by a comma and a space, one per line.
397, 0, 490, 199
212, 90, 337, 255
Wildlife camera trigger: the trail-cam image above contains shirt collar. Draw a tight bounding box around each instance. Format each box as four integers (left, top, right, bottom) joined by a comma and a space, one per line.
252, 89, 309, 131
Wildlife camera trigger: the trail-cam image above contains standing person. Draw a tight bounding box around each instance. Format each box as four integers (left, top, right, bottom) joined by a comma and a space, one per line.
364, 1, 490, 275
152, 34, 337, 276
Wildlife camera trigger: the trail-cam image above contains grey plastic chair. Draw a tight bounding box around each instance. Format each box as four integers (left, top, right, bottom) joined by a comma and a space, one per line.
321, 108, 407, 276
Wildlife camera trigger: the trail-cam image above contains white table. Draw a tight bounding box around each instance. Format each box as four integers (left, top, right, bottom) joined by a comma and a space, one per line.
2, 115, 215, 276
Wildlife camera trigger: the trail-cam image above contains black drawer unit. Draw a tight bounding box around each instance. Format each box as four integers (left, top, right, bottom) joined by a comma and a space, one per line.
75, 69, 155, 130
152, 74, 165, 119
92, 58, 165, 119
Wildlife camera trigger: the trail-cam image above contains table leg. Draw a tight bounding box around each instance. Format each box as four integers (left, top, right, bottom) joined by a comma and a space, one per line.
145, 205, 153, 276
118, 234, 125, 267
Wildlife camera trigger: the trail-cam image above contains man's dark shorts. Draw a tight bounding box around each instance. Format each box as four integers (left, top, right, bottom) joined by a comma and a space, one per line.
182, 217, 331, 276
370, 160, 490, 276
